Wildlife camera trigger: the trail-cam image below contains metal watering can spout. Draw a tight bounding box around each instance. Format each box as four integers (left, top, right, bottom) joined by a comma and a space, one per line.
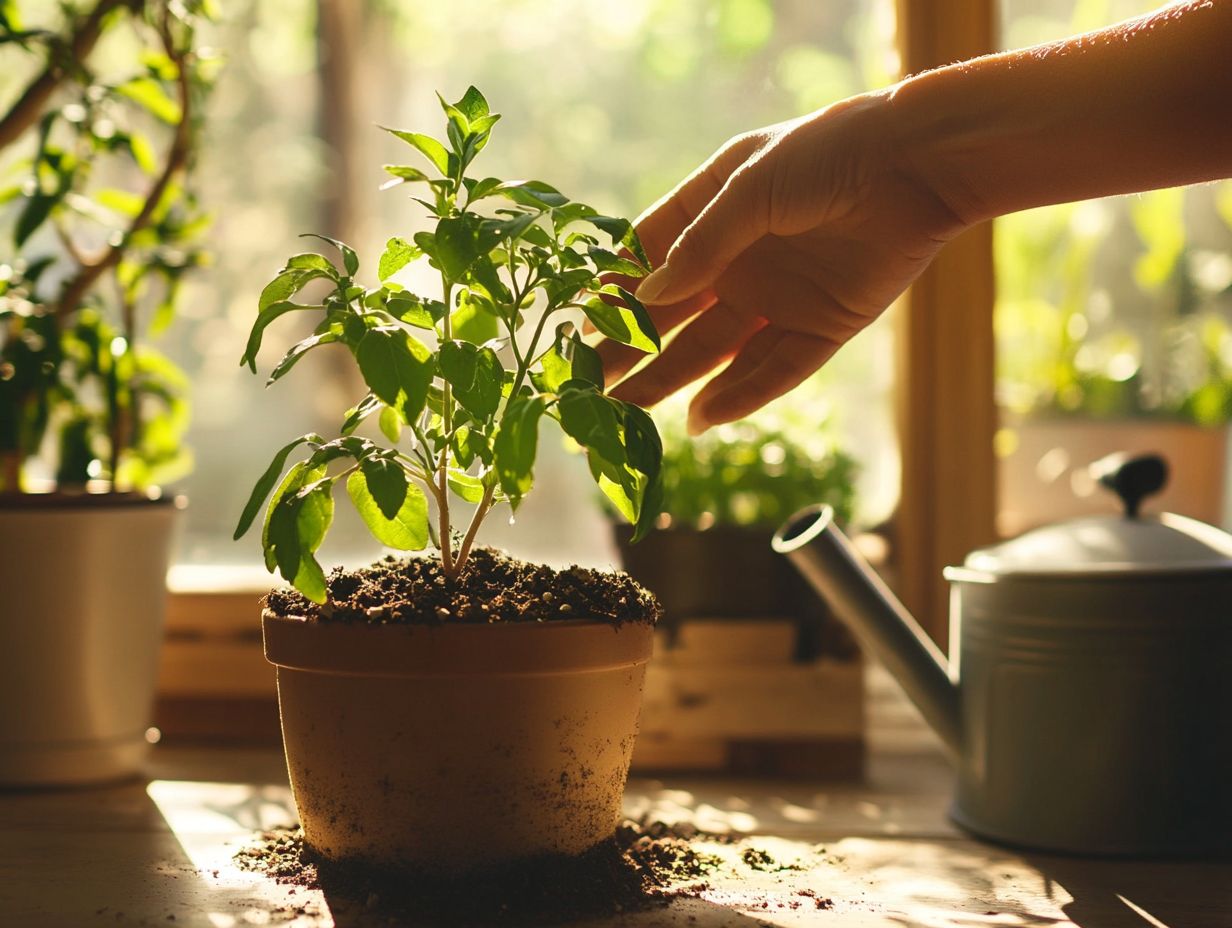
773, 505, 961, 758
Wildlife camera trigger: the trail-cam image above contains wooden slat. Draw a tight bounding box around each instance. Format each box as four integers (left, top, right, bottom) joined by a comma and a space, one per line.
893, 0, 999, 647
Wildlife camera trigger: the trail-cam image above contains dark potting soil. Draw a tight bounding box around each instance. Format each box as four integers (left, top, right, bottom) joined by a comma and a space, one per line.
235, 817, 726, 925
265, 547, 661, 626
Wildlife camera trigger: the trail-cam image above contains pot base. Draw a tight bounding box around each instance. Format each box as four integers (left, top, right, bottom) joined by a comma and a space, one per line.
0, 734, 148, 787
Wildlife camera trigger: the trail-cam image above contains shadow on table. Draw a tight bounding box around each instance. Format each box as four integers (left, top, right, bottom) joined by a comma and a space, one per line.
1024, 852, 1232, 928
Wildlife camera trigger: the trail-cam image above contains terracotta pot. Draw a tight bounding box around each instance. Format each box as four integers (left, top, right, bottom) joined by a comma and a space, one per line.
0, 494, 180, 785
263, 612, 654, 875
999, 417, 1228, 536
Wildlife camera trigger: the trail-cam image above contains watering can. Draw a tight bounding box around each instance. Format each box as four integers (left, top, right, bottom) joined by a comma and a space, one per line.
774, 453, 1232, 856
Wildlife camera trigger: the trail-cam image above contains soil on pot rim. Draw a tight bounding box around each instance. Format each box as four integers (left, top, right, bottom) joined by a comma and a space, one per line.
265, 547, 661, 626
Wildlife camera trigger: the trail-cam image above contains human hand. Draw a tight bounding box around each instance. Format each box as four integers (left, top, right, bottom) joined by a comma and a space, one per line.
600, 91, 968, 434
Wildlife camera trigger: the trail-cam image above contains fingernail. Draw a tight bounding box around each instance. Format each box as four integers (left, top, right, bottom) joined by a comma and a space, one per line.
635, 265, 671, 304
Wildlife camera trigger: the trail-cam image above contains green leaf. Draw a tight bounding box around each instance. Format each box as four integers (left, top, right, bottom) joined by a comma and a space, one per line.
267, 331, 339, 384
382, 164, 431, 185
242, 301, 317, 372
285, 253, 337, 274
386, 294, 437, 329
620, 403, 663, 478
435, 215, 480, 279
355, 328, 434, 422
359, 456, 407, 520
233, 433, 323, 539
453, 85, 490, 122
534, 326, 604, 393
116, 76, 182, 124
588, 246, 647, 278
300, 233, 358, 276
295, 478, 335, 554
440, 340, 503, 420
347, 466, 429, 550
382, 127, 451, 177
557, 383, 625, 464
341, 393, 381, 435
379, 405, 403, 442
453, 426, 492, 467
493, 395, 546, 504
587, 215, 650, 268
495, 180, 568, 209
584, 287, 661, 352
447, 469, 485, 503
14, 192, 59, 247
378, 236, 420, 280
450, 292, 501, 343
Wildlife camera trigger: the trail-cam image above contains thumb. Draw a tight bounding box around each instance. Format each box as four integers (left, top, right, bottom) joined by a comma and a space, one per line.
636, 166, 769, 306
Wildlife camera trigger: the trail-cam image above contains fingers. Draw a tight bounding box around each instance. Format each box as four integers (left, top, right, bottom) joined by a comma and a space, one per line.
595, 289, 714, 383
610, 303, 764, 409
636, 162, 772, 308
634, 132, 766, 267
686, 327, 839, 435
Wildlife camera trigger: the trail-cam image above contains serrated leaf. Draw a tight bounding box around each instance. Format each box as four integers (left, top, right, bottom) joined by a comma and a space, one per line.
378, 236, 420, 280
347, 467, 429, 550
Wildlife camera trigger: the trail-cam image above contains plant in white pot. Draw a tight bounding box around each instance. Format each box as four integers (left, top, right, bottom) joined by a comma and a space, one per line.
0, 1, 213, 785
236, 87, 664, 877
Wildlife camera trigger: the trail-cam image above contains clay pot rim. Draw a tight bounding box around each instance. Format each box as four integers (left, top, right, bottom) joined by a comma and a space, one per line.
262, 609, 655, 678
0, 490, 185, 511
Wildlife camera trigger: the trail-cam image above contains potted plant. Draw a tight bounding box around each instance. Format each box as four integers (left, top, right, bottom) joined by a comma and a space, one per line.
610, 417, 864, 777
0, 1, 212, 785
236, 87, 665, 877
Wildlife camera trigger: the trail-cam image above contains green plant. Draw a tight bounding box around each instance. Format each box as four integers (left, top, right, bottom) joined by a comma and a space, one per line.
0, 1, 215, 493
635, 417, 857, 531
234, 87, 664, 602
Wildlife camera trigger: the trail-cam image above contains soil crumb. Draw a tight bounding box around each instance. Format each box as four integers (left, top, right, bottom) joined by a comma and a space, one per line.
265, 547, 661, 627
236, 817, 722, 925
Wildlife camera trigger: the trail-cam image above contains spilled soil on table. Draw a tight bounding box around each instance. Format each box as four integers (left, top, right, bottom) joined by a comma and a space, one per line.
265, 547, 661, 627
235, 817, 835, 925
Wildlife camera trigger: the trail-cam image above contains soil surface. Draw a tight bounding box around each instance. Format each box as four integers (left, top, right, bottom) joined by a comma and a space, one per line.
265, 547, 661, 626
236, 817, 731, 924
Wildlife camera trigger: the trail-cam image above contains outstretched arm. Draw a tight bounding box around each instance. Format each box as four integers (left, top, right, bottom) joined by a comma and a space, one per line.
604, 0, 1232, 434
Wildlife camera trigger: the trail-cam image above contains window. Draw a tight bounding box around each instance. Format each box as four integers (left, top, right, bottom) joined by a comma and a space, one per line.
164, 0, 901, 572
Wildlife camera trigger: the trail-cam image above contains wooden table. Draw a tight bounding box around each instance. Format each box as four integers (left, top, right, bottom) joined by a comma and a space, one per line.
3, 678, 1229, 927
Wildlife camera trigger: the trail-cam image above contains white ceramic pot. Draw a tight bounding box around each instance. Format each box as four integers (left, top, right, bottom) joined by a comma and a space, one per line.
0, 495, 180, 785
263, 612, 654, 875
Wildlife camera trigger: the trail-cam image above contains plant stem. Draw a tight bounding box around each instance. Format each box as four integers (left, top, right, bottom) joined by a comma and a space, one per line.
53, 23, 192, 328
438, 279, 454, 577
453, 483, 495, 575
0, 0, 128, 150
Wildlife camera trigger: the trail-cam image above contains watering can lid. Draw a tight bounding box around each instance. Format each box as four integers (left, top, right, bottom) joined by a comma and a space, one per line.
958, 452, 1232, 578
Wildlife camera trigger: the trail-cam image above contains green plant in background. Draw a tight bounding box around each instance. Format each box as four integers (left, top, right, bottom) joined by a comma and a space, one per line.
235, 88, 664, 601
635, 416, 857, 531
996, 184, 1232, 426
0, 0, 215, 493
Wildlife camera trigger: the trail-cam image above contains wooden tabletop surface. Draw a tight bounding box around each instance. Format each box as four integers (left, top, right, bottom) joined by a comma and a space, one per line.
2, 677, 1229, 928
